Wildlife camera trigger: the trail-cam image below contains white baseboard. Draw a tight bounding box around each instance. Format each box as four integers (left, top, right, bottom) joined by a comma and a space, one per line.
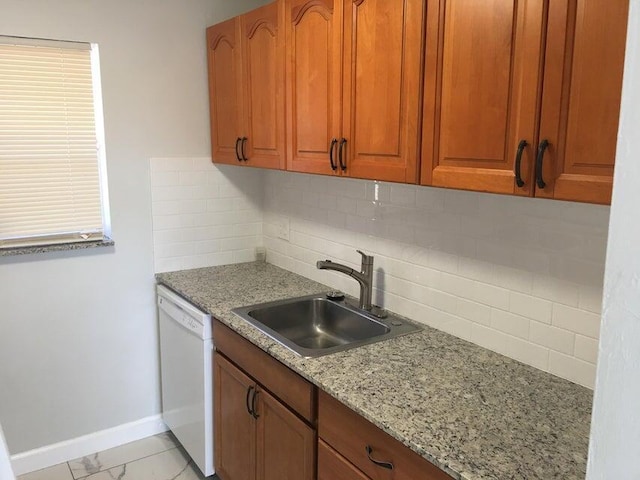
10, 415, 168, 476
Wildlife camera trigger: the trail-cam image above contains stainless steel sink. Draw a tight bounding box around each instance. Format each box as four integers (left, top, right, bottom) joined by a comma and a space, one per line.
232, 294, 421, 358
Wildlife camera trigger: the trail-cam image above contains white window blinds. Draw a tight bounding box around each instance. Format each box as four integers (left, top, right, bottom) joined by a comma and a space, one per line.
0, 37, 108, 248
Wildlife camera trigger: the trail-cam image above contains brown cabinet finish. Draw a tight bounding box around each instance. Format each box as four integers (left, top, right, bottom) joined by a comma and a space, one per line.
422, 0, 628, 204
286, 0, 424, 182
214, 320, 315, 422
318, 391, 452, 480
207, 18, 244, 165
536, 0, 629, 204
341, 0, 424, 183
241, 2, 286, 169
207, 1, 285, 169
256, 388, 316, 480
421, 0, 545, 195
318, 440, 369, 480
286, 0, 342, 176
214, 353, 256, 480
214, 351, 315, 480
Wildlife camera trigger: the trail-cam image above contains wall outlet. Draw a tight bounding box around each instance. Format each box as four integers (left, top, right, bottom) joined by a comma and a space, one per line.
276, 217, 290, 241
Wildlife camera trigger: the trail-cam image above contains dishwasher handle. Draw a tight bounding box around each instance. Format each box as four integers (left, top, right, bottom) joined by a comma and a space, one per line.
158, 296, 207, 338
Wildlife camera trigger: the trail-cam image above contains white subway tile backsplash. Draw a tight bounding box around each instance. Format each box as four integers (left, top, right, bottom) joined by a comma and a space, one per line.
574, 335, 599, 364
529, 321, 575, 355
457, 298, 492, 326
262, 172, 606, 388
150, 165, 607, 388
552, 304, 602, 338
150, 157, 264, 273
473, 283, 510, 310
509, 292, 553, 324
491, 309, 530, 340
549, 351, 596, 389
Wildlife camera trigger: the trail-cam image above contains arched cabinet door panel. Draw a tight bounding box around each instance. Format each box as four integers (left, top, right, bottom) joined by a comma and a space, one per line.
242, 2, 286, 169
343, 0, 424, 183
286, 0, 342, 176
207, 18, 244, 165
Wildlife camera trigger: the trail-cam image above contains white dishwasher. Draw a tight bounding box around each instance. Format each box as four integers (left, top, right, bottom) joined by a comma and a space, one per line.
157, 285, 214, 477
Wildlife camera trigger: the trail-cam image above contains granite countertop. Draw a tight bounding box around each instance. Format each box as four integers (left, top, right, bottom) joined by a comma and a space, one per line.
156, 262, 593, 480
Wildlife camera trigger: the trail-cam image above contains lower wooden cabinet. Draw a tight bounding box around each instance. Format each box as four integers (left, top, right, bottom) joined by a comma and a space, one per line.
214, 353, 256, 480
214, 320, 452, 480
318, 439, 369, 480
318, 390, 452, 480
214, 350, 315, 480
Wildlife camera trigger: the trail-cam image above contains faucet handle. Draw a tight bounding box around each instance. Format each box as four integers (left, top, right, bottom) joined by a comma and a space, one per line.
356, 250, 374, 265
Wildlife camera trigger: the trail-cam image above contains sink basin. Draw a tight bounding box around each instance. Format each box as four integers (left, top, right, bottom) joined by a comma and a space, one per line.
232, 294, 421, 358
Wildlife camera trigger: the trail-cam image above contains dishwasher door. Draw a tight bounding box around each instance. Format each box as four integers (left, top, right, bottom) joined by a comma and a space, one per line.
157, 285, 214, 477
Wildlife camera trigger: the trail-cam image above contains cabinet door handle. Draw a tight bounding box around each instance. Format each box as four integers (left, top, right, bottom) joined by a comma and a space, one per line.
365, 445, 394, 470
338, 138, 347, 171
241, 137, 248, 162
535, 139, 549, 189
251, 389, 260, 419
235, 137, 242, 162
246, 386, 254, 416
329, 138, 338, 171
514, 140, 528, 188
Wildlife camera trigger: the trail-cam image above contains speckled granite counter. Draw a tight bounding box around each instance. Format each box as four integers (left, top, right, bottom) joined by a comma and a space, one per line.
156, 262, 592, 480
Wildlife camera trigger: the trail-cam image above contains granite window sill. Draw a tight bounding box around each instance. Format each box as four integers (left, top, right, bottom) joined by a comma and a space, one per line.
0, 237, 115, 257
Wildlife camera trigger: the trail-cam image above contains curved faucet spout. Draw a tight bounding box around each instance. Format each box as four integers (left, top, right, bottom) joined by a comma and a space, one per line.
316, 251, 374, 311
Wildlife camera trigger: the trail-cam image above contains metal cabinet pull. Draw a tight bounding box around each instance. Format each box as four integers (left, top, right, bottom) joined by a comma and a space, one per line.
241, 137, 248, 162
329, 138, 338, 171
338, 138, 347, 171
246, 386, 254, 416
535, 139, 549, 189
235, 137, 242, 162
514, 140, 527, 188
251, 389, 260, 419
365, 445, 394, 470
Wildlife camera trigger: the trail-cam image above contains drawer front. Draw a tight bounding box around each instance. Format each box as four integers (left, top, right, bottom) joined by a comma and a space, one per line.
214, 319, 316, 423
318, 391, 451, 480
319, 439, 370, 480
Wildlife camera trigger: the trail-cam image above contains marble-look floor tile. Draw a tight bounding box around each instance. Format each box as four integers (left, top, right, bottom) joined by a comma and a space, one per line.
68, 432, 178, 479
82, 447, 205, 480
18, 463, 73, 480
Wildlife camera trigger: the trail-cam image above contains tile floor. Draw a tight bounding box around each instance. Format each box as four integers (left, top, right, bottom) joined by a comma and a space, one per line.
17, 433, 218, 480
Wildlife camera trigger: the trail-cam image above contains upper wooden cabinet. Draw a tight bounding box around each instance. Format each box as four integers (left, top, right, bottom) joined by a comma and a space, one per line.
286, 0, 424, 183
536, 0, 629, 204
421, 0, 628, 205
207, 17, 244, 165
207, 1, 286, 169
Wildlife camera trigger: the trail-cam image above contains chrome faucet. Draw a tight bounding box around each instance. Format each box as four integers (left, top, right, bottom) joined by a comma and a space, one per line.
316, 250, 374, 311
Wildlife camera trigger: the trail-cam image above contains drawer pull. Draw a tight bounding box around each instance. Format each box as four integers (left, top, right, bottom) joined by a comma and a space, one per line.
514, 139, 527, 187
246, 386, 255, 416
365, 445, 394, 470
251, 390, 260, 419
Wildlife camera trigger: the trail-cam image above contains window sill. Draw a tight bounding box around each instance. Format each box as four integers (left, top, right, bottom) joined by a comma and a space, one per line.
0, 237, 115, 257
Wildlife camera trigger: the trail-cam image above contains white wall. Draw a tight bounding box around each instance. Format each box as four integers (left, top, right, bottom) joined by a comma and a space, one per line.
0, 0, 268, 456
263, 172, 608, 388
150, 158, 264, 273
587, 0, 640, 477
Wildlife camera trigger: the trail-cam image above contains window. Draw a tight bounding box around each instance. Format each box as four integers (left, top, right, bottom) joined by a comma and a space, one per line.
0, 36, 110, 249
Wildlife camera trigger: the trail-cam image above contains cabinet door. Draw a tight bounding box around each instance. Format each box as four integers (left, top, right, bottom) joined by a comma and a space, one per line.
255, 388, 315, 480
241, 1, 287, 169
207, 18, 244, 165
286, 0, 343, 175
341, 0, 424, 183
318, 439, 370, 480
536, 0, 629, 204
421, 0, 545, 195
214, 354, 256, 480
